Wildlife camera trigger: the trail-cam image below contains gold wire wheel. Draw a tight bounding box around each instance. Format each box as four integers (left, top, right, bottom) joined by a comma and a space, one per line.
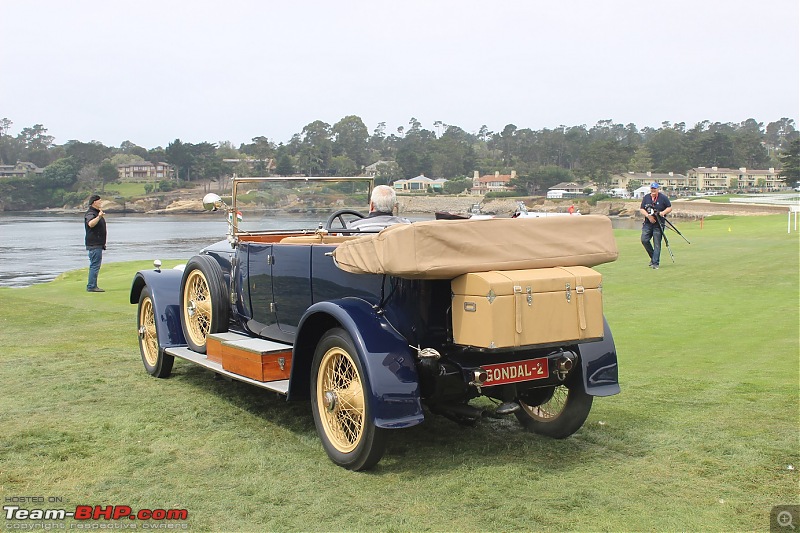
139, 296, 158, 367
316, 346, 366, 453
183, 269, 212, 348
519, 386, 569, 421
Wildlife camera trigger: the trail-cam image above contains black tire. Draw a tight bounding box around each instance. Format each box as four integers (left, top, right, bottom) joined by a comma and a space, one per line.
310, 328, 387, 471
180, 255, 229, 354
514, 380, 594, 439
138, 286, 174, 378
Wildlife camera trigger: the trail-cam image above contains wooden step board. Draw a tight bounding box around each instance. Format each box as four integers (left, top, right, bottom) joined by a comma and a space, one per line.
208, 332, 293, 383
205, 331, 244, 364
164, 346, 289, 395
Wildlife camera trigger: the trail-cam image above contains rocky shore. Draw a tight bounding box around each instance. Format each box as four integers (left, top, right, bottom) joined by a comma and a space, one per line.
34, 194, 793, 218
398, 196, 790, 218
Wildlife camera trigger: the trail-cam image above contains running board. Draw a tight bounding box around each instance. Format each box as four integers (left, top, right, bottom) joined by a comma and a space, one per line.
165, 346, 290, 395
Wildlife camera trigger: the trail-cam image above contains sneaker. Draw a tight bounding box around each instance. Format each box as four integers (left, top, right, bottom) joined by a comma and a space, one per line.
87, 287, 105, 292
648, 261, 654, 267
651, 264, 659, 270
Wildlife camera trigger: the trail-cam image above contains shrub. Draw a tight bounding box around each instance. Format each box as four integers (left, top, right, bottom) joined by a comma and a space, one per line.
485, 191, 520, 198
587, 193, 611, 206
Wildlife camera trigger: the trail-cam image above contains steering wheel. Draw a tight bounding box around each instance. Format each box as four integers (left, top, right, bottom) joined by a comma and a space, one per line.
325, 209, 366, 231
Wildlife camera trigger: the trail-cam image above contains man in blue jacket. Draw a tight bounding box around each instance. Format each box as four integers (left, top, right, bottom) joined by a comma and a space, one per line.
84, 194, 107, 292
639, 183, 672, 269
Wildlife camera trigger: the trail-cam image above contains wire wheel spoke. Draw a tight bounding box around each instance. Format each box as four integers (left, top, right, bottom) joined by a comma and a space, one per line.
193, 298, 212, 316
320, 348, 364, 451
140, 299, 159, 366
523, 386, 568, 420
185, 272, 212, 342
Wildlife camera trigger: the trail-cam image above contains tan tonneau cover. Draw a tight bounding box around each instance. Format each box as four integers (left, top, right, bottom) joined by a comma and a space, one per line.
331, 215, 618, 279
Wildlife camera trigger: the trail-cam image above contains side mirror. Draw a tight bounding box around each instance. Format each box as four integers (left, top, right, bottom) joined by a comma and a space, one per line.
203, 193, 223, 212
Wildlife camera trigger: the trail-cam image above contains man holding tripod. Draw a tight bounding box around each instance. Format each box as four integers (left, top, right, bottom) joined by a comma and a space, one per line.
640, 182, 672, 269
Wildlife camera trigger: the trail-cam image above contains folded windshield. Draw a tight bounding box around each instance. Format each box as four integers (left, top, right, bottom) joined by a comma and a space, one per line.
230, 177, 373, 234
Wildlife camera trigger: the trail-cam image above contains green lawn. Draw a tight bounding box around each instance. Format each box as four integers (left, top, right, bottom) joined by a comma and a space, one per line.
698, 191, 799, 203
103, 182, 148, 198
0, 215, 797, 532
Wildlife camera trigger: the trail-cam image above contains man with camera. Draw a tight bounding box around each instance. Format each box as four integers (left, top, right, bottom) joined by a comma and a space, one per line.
84, 194, 107, 292
640, 182, 672, 269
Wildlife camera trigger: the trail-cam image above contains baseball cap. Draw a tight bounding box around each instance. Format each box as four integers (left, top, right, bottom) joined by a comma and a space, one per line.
88, 194, 101, 205
650, 182, 660, 189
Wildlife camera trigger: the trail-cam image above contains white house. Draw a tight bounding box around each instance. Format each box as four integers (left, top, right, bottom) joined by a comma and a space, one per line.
546, 189, 568, 199
393, 175, 448, 192
632, 186, 651, 199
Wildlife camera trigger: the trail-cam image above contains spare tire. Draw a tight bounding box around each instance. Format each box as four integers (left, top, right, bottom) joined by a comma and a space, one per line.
180, 255, 229, 353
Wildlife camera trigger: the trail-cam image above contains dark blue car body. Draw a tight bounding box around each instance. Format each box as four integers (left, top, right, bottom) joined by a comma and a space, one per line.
130, 177, 619, 470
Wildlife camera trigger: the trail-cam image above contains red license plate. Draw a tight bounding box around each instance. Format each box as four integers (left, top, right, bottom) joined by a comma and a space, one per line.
481, 357, 549, 387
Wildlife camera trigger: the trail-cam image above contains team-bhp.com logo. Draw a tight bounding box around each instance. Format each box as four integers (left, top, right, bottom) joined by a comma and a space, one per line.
4, 504, 188, 528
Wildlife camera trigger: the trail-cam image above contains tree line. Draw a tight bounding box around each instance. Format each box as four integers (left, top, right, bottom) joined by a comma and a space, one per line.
0, 115, 798, 209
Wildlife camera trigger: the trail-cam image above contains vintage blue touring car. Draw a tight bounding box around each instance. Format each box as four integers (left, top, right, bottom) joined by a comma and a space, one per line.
131, 176, 620, 470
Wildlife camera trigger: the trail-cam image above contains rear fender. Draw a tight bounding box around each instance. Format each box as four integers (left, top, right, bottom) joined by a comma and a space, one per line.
130, 269, 186, 349
290, 298, 423, 430
576, 316, 620, 396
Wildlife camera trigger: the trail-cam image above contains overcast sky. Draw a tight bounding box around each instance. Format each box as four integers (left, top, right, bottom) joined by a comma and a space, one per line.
2, 0, 798, 149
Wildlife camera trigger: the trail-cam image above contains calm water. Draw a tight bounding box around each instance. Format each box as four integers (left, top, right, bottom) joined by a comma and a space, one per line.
0, 212, 327, 288
0, 212, 640, 288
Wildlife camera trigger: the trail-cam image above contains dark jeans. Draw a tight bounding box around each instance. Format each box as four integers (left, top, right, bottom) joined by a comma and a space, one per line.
87, 247, 103, 289
641, 223, 663, 265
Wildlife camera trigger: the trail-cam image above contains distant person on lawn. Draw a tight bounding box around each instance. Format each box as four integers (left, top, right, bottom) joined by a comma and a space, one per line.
84, 194, 107, 292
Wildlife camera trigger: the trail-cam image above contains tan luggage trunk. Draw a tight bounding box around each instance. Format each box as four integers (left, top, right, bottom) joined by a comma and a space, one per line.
451, 266, 604, 349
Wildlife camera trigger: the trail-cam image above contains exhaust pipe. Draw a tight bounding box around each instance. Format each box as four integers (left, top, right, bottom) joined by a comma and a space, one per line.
556, 353, 575, 381
469, 369, 488, 392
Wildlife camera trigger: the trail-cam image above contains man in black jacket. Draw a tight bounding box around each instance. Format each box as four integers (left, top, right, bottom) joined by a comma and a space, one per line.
84, 194, 107, 292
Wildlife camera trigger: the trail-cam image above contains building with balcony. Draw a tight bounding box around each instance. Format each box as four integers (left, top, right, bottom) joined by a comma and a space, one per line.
470, 170, 516, 195
687, 167, 785, 192
611, 168, 786, 193
610, 172, 689, 191
117, 161, 174, 181
0, 161, 44, 179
